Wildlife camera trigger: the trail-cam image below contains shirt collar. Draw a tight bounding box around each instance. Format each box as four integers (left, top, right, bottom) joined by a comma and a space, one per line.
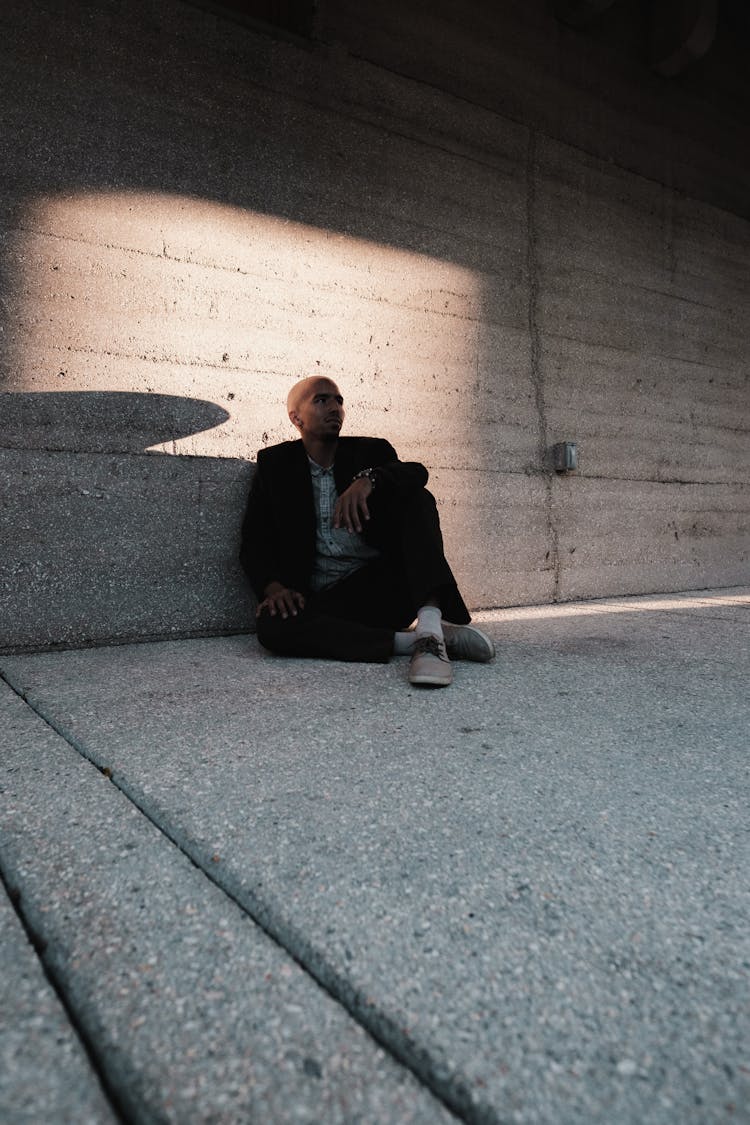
308, 456, 334, 475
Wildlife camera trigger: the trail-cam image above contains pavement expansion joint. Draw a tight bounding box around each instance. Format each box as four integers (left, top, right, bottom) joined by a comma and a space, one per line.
0, 862, 130, 1124
2, 590, 748, 1123
0, 667, 481, 1124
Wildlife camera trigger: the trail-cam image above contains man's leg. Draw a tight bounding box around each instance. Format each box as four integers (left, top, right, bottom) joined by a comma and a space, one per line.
367, 488, 494, 684
256, 560, 414, 663
370, 487, 471, 626
256, 492, 493, 677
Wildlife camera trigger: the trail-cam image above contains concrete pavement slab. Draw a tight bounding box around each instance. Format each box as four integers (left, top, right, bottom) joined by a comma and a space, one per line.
1, 587, 748, 1123
0, 879, 117, 1124
0, 681, 457, 1124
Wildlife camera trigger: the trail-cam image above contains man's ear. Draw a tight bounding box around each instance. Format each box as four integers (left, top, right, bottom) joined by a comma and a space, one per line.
289, 411, 302, 430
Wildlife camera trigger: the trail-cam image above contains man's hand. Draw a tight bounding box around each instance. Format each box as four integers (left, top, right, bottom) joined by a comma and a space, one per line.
333, 477, 373, 533
257, 582, 305, 619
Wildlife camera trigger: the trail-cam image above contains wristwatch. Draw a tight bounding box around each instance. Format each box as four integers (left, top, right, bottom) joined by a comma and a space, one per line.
352, 467, 378, 491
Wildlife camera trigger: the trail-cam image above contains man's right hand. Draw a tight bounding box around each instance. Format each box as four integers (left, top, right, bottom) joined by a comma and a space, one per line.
256, 582, 306, 619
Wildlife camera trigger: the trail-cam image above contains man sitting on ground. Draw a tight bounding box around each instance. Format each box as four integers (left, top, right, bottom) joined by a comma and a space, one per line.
239, 376, 494, 687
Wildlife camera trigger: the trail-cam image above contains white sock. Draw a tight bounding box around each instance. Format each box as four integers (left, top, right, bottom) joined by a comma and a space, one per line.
393, 631, 416, 655
414, 605, 444, 641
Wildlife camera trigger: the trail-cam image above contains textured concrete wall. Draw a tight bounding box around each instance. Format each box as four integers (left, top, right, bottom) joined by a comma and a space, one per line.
0, 0, 748, 650
319, 0, 750, 220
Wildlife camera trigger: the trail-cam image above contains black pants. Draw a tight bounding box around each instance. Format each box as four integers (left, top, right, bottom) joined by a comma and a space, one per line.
256, 487, 470, 663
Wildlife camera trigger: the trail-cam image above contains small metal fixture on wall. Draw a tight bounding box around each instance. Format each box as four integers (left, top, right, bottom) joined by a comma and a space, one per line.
552, 441, 578, 472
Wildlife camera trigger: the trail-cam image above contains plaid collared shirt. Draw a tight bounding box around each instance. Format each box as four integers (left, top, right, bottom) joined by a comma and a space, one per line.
308, 458, 380, 592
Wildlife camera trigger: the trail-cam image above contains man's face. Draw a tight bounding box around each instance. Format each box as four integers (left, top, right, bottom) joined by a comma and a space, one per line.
289, 378, 345, 441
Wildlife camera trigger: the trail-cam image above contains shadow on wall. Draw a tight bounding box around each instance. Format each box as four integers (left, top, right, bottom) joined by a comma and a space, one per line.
2, 0, 749, 652
0, 190, 484, 458
0, 183, 487, 653
0, 391, 230, 453
0, 390, 255, 653
0, 0, 525, 648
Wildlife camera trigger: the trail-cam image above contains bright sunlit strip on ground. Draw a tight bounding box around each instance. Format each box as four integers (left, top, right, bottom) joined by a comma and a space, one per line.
472, 589, 750, 622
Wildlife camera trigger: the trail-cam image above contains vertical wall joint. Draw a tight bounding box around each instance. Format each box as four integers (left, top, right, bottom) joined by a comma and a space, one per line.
526, 130, 560, 598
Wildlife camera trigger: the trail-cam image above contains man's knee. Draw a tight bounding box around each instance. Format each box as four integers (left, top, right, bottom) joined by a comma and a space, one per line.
374, 486, 440, 535
412, 487, 439, 520
256, 606, 306, 654
391, 485, 437, 512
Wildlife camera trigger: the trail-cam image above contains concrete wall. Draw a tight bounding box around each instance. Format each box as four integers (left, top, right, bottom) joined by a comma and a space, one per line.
1, 0, 748, 650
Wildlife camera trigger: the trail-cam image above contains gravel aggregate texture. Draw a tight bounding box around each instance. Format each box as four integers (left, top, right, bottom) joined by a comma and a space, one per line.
0, 874, 116, 1124
1, 587, 748, 1124
0, 680, 457, 1124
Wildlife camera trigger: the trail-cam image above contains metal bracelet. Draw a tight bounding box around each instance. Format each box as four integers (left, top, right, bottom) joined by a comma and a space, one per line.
352, 467, 377, 490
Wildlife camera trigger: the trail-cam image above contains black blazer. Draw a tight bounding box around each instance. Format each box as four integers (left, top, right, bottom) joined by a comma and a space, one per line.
239, 436, 430, 600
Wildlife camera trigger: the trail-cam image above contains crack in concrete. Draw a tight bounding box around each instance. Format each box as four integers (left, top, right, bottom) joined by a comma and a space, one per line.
0, 731, 129, 1124
0, 670, 477, 1124
525, 130, 560, 600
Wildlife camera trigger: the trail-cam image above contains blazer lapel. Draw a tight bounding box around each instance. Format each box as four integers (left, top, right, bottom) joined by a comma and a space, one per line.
287, 439, 316, 537
333, 437, 363, 495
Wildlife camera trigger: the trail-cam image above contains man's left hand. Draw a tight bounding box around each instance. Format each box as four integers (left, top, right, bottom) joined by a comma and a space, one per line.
333, 477, 373, 533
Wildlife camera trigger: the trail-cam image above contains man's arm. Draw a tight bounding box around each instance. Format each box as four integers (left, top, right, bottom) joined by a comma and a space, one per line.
333, 441, 429, 532
333, 475, 374, 533
239, 459, 276, 599
373, 448, 430, 495
256, 581, 305, 619
240, 449, 310, 615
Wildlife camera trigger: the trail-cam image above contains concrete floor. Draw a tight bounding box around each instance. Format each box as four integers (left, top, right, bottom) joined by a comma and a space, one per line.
1, 587, 749, 1124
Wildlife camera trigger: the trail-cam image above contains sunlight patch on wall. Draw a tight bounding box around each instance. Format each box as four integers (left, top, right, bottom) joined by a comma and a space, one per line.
4, 191, 482, 459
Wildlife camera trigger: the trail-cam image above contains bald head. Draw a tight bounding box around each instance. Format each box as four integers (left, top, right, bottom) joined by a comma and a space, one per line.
286, 376, 345, 444
287, 376, 341, 416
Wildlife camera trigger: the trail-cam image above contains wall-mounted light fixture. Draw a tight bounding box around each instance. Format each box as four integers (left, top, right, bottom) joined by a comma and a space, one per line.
552, 441, 578, 472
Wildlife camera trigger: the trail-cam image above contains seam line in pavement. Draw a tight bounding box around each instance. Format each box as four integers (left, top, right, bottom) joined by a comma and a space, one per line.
0, 670, 482, 1124
0, 861, 131, 1125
